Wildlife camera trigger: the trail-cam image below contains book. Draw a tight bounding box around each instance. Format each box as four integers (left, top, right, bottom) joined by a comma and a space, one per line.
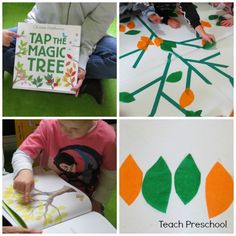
2, 167, 116, 233
13, 22, 81, 94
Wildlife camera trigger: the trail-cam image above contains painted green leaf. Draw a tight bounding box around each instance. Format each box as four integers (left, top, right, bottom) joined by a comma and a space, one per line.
174, 154, 201, 204
160, 44, 173, 52
208, 15, 219, 20
185, 110, 202, 117
203, 41, 216, 49
166, 71, 182, 83
120, 92, 135, 103
163, 40, 177, 48
142, 157, 172, 213
120, 17, 131, 23
216, 21, 222, 26
125, 30, 141, 35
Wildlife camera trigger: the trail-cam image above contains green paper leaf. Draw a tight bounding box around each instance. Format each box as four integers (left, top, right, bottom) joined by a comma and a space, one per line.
120, 92, 135, 103
208, 15, 219, 20
163, 40, 177, 48
185, 110, 202, 117
174, 154, 201, 204
120, 17, 131, 23
166, 71, 182, 83
142, 157, 172, 213
219, 16, 226, 21
160, 44, 173, 52
125, 30, 141, 35
203, 41, 216, 49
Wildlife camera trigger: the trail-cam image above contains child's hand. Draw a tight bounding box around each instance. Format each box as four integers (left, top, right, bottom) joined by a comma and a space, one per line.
3, 30, 19, 47
91, 199, 103, 213
13, 169, 34, 204
71, 68, 86, 97
201, 33, 216, 44
167, 18, 181, 28
3, 226, 42, 234
148, 14, 162, 24
221, 18, 233, 27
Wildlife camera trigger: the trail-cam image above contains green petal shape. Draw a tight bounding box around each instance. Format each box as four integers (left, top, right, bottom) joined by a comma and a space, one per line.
125, 30, 141, 35
166, 71, 182, 83
203, 41, 216, 49
120, 17, 131, 23
208, 15, 219, 20
160, 44, 173, 52
185, 110, 202, 117
163, 40, 177, 48
142, 157, 172, 213
120, 92, 135, 103
174, 154, 201, 204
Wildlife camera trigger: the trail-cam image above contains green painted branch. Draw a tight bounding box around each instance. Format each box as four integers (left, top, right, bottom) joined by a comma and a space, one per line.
120, 48, 141, 59
131, 76, 163, 96
172, 51, 212, 85
186, 59, 229, 68
132, 34, 155, 68
210, 66, 234, 86
186, 67, 192, 89
180, 37, 201, 44
200, 52, 221, 62
149, 53, 172, 116
137, 16, 158, 38
161, 92, 187, 115
175, 42, 202, 49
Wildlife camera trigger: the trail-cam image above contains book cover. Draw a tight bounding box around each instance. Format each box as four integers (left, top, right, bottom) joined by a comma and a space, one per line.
13, 22, 81, 94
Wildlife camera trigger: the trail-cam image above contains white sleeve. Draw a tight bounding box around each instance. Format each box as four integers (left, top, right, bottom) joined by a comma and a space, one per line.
12, 149, 34, 179
92, 168, 116, 204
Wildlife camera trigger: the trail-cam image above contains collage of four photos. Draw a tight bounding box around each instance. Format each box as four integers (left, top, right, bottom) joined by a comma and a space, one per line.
1, 1, 234, 234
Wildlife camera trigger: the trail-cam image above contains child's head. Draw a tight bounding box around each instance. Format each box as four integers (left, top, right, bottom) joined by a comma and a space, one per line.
58, 120, 96, 139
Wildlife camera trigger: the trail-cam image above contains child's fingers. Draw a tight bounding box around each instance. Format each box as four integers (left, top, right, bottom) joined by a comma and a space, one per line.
24, 183, 33, 203
7, 31, 20, 38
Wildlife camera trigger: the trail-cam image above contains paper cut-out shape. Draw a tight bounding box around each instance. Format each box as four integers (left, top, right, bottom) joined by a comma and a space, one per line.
125, 30, 141, 35
166, 71, 182, 83
185, 110, 202, 117
203, 41, 216, 49
120, 92, 135, 103
174, 154, 201, 204
208, 15, 219, 20
154, 37, 164, 46
206, 162, 233, 218
120, 17, 131, 23
200, 20, 212, 27
120, 154, 143, 205
179, 88, 195, 108
142, 157, 172, 213
127, 21, 135, 29
119, 24, 126, 32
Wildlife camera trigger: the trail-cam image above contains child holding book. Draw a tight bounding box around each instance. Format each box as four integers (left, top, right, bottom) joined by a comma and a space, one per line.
150, 3, 216, 43
12, 119, 116, 213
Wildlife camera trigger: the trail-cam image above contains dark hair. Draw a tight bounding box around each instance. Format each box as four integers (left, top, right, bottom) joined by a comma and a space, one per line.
53, 152, 77, 171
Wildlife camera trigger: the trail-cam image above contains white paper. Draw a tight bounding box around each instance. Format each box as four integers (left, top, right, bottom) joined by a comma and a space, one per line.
120, 119, 233, 233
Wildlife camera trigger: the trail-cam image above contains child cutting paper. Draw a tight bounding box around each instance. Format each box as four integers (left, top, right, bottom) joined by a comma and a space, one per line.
12, 120, 116, 214
149, 3, 216, 43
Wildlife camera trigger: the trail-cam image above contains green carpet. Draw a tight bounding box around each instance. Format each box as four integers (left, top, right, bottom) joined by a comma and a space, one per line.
3, 3, 117, 116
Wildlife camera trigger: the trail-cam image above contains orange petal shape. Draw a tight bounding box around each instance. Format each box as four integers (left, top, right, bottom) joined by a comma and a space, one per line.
141, 36, 154, 45
137, 40, 148, 50
119, 24, 126, 32
154, 37, 164, 46
200, 20, 212, 28
127, 21, 135, 29
206, 162, 233, 218
201, 39, 207, 46
120, 154, 143, 205
179, 88, 194, 108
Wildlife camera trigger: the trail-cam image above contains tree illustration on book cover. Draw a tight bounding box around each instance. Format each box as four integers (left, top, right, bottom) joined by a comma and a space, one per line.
119, 3, 233, 116
13, 22, 81, 94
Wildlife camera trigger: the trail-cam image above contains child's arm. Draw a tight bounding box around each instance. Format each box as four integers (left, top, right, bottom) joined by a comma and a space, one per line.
180, 3, 215, 43
12, 150, 34, 203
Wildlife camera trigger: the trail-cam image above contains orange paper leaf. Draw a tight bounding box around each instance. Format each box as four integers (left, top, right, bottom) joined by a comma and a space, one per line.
179, 88, 194, 108
137, 40, 148, 50
154, 37, 164, 46
119, 24, 126, 32
141, 36, 154, 45
120, 154, 143, 205
200, 20, 212, 28
127, 21, 135, 29
202, 39, 207, 46
206, 162, 233, 218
